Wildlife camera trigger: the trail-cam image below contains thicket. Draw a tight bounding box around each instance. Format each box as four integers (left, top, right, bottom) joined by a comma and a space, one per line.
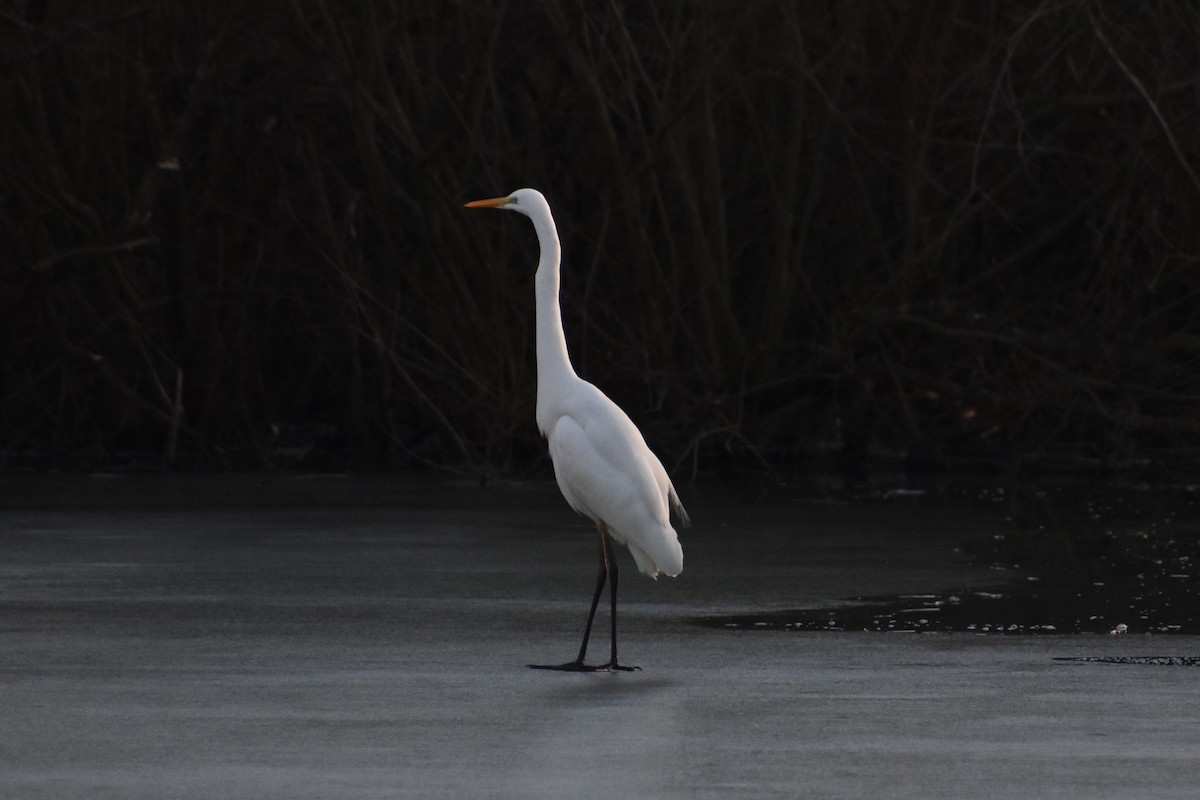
3, 1, 1199, 478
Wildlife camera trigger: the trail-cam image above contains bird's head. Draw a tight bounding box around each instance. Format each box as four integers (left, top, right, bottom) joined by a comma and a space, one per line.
464, 187, 547, 218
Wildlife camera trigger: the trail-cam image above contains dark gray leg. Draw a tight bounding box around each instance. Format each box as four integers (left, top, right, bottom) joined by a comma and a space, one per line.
529, 521, 637, 672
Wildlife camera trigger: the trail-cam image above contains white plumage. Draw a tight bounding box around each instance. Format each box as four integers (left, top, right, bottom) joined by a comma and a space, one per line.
466, 187, 689, 671
544, 384, 685, 578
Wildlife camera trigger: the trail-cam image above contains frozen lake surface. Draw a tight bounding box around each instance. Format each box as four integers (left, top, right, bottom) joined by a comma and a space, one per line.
2, 473, 1199, 799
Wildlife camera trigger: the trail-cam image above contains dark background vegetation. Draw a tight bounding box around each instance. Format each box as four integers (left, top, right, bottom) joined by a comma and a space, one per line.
3, 1, 1199, 480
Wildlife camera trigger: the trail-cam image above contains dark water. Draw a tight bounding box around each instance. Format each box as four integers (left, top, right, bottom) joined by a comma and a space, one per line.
701, 480, 1200, 636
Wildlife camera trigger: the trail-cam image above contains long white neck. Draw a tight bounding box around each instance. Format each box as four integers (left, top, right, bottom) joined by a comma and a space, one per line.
527, 200, 577, 433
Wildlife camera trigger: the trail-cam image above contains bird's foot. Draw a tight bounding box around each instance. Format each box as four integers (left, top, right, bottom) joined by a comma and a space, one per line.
527, 661, 597, 672
527, 661, 641, 673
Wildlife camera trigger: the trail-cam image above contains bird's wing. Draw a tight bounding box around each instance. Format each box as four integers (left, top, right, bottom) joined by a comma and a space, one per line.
592, 391, 689, 529
643, 438, 690, 529
545, 382, 683, 576
547, 387, 660, 520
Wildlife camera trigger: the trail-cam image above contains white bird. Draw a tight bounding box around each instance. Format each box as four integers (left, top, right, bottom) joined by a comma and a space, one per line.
466, 188, 689, 672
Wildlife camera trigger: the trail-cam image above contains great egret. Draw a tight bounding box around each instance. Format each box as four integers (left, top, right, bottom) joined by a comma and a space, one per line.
466, 188, 689, 672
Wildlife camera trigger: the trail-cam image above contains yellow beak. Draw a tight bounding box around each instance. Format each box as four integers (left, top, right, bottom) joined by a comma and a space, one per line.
465, 196, 510, 208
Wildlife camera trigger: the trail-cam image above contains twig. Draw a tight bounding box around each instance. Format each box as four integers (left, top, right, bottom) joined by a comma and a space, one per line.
164, 368, 184, 466
1089, 6, 1200, 198
0, 7, 150, 68
29, 237, 159, 275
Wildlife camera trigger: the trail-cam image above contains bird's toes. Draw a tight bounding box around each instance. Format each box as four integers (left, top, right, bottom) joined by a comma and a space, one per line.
528, 661, 593, 672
